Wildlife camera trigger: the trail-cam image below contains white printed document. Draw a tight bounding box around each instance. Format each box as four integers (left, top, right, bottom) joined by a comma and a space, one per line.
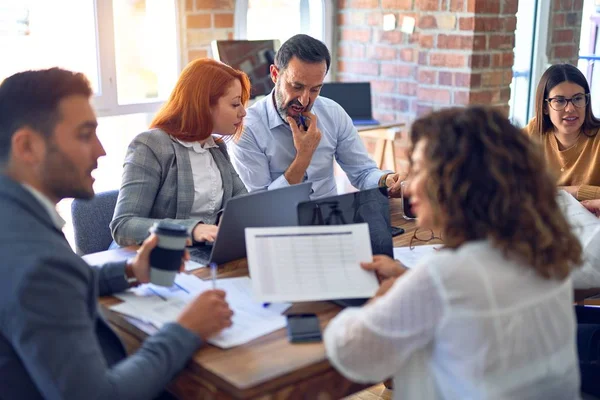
110, 274, 289, 348
557, 190, 600, 288
245, 223, 379, 302
393, 244, 441, 269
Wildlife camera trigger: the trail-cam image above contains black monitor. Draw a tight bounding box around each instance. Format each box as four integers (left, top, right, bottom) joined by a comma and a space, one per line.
319, 82, 379, 125
211, 39, 279, 99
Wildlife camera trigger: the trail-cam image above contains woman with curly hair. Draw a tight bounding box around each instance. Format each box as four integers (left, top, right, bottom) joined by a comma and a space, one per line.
525, 64, 600, 201
324, 106, 582, 399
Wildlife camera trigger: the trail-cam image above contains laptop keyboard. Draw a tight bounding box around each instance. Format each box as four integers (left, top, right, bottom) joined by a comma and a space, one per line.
188, 246, 211, 265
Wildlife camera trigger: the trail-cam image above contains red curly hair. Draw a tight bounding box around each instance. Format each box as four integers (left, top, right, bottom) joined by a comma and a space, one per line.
151, 58, 251, 141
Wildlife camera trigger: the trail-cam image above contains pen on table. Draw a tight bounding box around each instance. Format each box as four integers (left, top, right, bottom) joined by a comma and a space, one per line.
262, 302, 270, 308
210, 262, 217, 290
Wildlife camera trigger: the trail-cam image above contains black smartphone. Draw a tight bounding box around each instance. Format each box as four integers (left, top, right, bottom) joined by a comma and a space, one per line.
390, 226, 405, 237
286, 313, 322, 343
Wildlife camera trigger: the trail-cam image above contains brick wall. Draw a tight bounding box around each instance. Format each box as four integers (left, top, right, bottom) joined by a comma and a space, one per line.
181, 0, 235, 65
547, 0, 584, 65
337, 0, 518, 122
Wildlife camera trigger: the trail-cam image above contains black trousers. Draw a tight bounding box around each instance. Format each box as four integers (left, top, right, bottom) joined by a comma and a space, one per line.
576, 306, 600, 396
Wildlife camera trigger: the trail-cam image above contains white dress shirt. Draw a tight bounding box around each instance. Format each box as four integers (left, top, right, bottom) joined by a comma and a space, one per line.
175, 137, 224, 223
22, 184, 65, 230
230, 92, 390, 199
324, 240, 580, 399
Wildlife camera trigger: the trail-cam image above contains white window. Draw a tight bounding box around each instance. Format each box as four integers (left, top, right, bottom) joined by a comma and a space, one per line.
234, 0, 333, 52
0, 0, 181, 248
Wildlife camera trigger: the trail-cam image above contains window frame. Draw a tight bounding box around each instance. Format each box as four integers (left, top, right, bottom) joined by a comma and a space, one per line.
92, 0, 182, 118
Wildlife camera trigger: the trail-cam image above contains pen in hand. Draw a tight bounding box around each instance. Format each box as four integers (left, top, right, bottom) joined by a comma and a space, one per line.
299, 115, 308, 130
210, 262, 217, 289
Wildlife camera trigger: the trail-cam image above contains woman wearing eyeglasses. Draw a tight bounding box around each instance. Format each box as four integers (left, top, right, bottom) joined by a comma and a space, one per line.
524, 63, 600, 201
324, 106, 583, 399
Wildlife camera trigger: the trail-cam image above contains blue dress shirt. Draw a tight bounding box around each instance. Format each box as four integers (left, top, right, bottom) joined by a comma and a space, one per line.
230, 91, 389, 199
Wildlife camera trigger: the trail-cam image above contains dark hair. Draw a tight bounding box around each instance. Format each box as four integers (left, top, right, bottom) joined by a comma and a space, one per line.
0, 68, 92, 165
410, 106, 582, 280
534, 63, 600, 136
274, 34, 331, 72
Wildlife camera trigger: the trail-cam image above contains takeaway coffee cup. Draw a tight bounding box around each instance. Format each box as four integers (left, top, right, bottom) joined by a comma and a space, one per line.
148, 221, 189, 287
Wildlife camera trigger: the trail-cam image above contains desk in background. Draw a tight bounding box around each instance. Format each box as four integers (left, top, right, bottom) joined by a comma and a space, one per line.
357, 122, 405, 172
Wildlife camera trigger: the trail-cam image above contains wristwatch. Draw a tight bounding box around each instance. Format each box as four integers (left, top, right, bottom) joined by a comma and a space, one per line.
378, 173, 391, 188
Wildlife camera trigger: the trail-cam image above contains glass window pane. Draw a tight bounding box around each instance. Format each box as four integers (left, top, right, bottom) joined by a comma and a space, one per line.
0, 0, 99, 92
247, 0, 324, 43
113, 0, 178, 105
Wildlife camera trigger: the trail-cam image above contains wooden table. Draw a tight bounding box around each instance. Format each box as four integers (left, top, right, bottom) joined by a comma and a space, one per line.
84, 199, 426, 399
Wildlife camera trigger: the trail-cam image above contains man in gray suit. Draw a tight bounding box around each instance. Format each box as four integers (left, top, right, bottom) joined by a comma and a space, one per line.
0, 68, 233, 399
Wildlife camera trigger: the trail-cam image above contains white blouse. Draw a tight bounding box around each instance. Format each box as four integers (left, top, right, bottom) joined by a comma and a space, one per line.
324, 241, 580, 400
176, 137, 224, 224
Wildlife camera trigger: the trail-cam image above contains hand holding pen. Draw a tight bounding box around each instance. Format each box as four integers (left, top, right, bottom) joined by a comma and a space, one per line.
287, 111, 321, 160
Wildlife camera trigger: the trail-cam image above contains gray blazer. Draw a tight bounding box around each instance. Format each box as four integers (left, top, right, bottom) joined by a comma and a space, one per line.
111, 129, 247, 246
0, 175, 202, 399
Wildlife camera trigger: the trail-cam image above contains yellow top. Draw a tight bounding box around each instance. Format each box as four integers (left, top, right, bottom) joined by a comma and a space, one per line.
525, 119, 600, 201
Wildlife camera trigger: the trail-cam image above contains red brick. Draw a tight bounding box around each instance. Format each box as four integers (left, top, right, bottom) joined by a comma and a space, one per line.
438, 71, 452, 85
474, 16, 502, 32
417, 0, 441, 11
475, 0, 500, 14
438, 34, 474, 50
574, 0, 584, 9
367, 12, 383, 26
397, 81, 418, 96
368, 46, 398, 60
553, 29, 575, 43
399, 48, 415, 62
376, 95, 410, 112
417, 104, 434, 116
348, 0, 380, 8
430, 52, 467, 68
338, 61, 380, 75
187, 14, 211, 29
417, 87, 451, 104
382, 0, 413, 9
481, 71, 503, 87
379, 30, 404, 44
566, 12, 580, 26
553, 14, 566, 28
449, 0, 465, 11
338, 13, 357, 26
418, 15, 438, 30
371, 79, 396, 94
381, 64, 416, 78
469, 89, 494, 104
418, 69, 437, 84
459, 17, 475, 31
196, 0, 234, 10
503, 16, 517, 32
502, 0, 519, 14
473, 34, 487, 50
214, 13, 234, 28
338, 44, 366, 58
491, 52, 514, 67
466, 0, 476, 12
188, 49, 208, 61
373, 111, 398, 123
419, 34, 435, 48
340, 28, 372, 43
553, 44, 578, 60
455, 72, 472, 87
488, 34, 515, 50
418, 51, 428, 65
470, 53, 490, 68
186, 0, 194, 11
454, 90, 470, 105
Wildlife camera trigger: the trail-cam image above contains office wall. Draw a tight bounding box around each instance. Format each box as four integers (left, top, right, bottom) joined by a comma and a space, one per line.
548, 0, 583, 66
182, 0, 235, 63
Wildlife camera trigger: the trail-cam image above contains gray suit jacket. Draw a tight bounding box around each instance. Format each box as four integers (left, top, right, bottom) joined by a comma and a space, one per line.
0, 175, 202, 400
111, 129, 247, 246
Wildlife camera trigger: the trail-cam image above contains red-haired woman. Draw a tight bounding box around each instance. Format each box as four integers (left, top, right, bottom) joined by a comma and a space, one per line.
111, 59, 250, 246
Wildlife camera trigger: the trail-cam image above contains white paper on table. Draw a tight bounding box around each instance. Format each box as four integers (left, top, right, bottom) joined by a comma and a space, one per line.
184, 259, 206, 271
245, 223, 378, 302
557, 190, 600, 288
393, 244, 441, 269
110, 274, 290, 348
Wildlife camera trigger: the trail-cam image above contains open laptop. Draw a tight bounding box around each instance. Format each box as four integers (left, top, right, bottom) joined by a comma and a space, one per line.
319, 82, 380, 126
297, 187, 393, 307
189, 182, 312, 265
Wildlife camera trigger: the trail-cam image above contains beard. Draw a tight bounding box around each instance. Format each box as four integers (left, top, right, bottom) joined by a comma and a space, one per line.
39, 139, 95, 201
274, 82, 311, 125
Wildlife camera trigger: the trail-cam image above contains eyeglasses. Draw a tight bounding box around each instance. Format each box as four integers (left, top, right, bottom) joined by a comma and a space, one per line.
545, 93, 589, 111
409, 228, 443, 250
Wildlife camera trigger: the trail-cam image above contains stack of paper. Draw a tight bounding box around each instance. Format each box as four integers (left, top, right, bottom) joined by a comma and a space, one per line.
393, 244, 440, 269
110, 274, 290, 348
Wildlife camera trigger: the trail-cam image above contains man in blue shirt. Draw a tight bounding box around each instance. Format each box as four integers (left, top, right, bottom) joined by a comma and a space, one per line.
230, 34, 404, 199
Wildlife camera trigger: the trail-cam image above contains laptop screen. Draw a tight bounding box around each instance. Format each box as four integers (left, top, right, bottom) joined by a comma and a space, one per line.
297, 187, 393, 258
319, 82, 375, 121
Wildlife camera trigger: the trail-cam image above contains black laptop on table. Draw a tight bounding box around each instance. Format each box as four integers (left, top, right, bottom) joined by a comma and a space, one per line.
319, 82, 380, 126
189, 182, 312, 265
